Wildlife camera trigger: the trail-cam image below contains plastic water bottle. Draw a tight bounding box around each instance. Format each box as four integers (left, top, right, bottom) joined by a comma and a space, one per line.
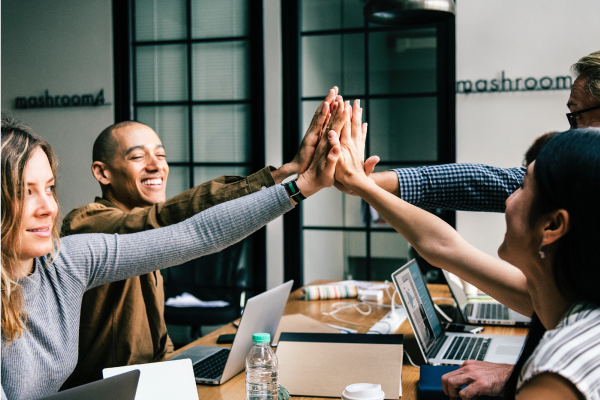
246, 333, 278, 400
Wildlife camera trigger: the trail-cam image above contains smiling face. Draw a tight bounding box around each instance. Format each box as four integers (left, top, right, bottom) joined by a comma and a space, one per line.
19, 147, 59, 265
103, 123, 169, 210
498, 162, 542, 270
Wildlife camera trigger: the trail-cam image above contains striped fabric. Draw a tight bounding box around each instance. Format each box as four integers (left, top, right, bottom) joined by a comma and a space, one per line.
517, 301, 600, 399
393, 164, 526, 213
303, 285, 358, 300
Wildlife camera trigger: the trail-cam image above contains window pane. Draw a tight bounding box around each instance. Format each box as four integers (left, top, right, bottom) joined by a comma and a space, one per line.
136, 106, 189, 162
192, 105, 250, 162
302, 34, 364, 98
165, 166, 190, 199
135, 0, 187, 41
301, 0, 364, 31
370, 232, 411, 280
191, 0, 248, 38
192, 41, 249, 101
369, 97, 437, 162
136, 45, 188, 101
194, 166, 250, 186
303, 230, 366, 284
302, 187, 365, 228
369, 29, 436, 95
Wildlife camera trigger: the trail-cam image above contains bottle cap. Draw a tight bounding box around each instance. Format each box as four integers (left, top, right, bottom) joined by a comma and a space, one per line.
341, 383, 385, 400
252, 333, 271, 343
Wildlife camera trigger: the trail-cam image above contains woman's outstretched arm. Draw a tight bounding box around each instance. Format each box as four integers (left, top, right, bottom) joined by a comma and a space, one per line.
334, 100, 533, 316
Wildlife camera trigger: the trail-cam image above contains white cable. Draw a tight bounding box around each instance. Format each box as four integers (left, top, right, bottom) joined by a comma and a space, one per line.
432, 297, 457, 307
322, 302, 373, 326
434, 303, 453, 322
404, 350, 420, 368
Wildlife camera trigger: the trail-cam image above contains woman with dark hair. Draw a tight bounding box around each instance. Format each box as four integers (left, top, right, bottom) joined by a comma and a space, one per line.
0, 111, 344, 400
334, 99, 600, 399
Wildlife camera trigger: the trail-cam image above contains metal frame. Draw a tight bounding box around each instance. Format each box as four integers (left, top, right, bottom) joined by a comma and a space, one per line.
112, 0, 267, 294
282, 2, 456, 287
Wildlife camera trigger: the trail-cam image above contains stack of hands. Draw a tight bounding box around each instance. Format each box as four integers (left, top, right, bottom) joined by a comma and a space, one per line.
290, 87, 513, 400
287, 86, 381, 200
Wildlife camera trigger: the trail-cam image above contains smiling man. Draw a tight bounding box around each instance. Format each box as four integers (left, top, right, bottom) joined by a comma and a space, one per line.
59, 88, 341, 390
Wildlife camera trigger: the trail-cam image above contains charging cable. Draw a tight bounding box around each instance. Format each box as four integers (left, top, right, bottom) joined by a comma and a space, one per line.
404, 350, 420, 368
322, 302, 374, 326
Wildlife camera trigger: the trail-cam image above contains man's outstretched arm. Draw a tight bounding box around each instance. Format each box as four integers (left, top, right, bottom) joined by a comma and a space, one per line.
368, 164, 525, 213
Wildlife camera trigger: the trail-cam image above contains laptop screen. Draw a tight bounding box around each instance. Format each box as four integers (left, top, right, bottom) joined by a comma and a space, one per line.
392, 259, 443, 355
442, 270, 469, 309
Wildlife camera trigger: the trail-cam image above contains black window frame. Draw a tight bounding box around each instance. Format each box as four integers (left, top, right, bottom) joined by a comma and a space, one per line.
282, 0, 456, 290
112, 0, 267, 294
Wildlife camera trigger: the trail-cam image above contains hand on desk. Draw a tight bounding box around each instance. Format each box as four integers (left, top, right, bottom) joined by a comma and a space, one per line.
441, 360, 513, 400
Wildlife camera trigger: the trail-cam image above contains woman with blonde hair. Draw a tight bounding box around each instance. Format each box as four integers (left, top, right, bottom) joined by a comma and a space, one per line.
0, 113, 342, 400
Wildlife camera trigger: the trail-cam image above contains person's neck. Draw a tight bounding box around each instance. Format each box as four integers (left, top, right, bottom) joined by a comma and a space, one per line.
13, 258, 35, 279
102, 191, 136, 212
525, 257, 572, 330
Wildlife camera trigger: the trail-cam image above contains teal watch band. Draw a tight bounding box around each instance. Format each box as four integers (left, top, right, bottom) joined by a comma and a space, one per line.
282, 179, 306, 203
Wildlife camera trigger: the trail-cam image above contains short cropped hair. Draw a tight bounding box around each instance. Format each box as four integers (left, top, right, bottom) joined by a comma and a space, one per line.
572, 50, 600, 103
92, 121, 140, 163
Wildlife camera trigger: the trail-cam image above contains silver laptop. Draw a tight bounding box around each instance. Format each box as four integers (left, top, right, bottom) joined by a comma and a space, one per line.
41, 370, 139, 400
392, 260, 525, 366
442, 270, 531, 326
170, 280, 293, 384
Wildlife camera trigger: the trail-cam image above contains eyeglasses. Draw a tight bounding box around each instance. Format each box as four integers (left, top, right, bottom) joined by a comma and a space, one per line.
566, 104, 600, 129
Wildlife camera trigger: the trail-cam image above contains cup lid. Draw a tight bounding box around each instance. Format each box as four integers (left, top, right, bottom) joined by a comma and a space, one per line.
341, 383, 385, 400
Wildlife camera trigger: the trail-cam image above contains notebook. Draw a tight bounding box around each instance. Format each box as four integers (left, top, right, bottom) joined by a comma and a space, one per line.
41, 370, 139, 400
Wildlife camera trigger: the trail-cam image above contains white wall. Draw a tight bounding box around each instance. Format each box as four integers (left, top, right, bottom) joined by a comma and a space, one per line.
455, 0, 600, 258
263, 0, 285, 289
1, 0, 114, 216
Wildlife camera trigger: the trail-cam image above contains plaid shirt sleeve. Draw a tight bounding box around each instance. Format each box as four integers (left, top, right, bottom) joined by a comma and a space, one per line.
393, 163, 526, 212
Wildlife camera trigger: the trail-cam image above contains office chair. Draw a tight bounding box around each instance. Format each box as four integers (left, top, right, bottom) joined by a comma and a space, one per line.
162, 240, 247, 346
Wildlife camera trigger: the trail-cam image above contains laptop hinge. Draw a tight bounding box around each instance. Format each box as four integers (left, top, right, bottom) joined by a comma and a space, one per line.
428, 335, 447, 359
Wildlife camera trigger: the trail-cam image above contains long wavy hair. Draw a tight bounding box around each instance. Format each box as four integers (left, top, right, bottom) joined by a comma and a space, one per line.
504, 128, 600, 398
1, 116, 60, 344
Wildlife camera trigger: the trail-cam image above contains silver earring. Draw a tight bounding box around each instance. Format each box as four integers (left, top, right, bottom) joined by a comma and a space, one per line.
539, 244, 546, 259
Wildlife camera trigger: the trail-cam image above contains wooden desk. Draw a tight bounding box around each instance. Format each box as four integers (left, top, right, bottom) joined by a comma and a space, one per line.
170, 282, 528, 399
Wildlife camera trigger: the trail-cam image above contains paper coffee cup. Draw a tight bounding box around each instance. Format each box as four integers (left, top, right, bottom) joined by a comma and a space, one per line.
341, 383, 385, 400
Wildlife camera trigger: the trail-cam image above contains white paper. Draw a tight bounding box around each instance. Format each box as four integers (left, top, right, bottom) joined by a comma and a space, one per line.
165, 292, 229, 308
103, 359, 199, 400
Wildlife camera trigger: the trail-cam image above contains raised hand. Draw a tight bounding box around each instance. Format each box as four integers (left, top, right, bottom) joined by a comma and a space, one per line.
294, 127, 342, 199
334, 99, 378, 190
290, 87, 338, 172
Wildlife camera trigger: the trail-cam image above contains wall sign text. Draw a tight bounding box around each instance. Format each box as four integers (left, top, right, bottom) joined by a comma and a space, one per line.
457, 72, 572, 94
15, 89, 106, 109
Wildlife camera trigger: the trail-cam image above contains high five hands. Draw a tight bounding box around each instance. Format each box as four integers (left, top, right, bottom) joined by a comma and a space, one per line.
294, 93, 380, 199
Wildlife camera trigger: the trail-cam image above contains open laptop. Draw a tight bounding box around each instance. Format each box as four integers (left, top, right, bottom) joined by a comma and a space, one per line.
442, 270, 531, 326
170, 280, 294, 385
392, 260, 525, 366
41, 370, 139, 400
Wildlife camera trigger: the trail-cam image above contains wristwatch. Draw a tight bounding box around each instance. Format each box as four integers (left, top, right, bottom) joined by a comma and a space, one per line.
281, 178, 306, 203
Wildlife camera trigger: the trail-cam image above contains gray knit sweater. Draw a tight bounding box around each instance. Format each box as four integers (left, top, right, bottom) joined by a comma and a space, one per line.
1, 186, 293, 400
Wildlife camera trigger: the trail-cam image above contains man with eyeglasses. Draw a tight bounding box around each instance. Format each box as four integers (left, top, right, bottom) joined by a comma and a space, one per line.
335, 50, 600, 399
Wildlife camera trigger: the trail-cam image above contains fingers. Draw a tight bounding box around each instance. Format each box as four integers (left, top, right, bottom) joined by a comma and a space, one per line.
322, 131, 341, 185
361, 123, 368, 143
327, 97, 347, 135
364, 156, 380, 176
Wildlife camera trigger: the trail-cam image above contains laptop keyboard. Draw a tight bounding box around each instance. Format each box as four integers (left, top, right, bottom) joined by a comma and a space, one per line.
477, 303, 510, 320
193, 348, 230, 380
442, 336, 491, 361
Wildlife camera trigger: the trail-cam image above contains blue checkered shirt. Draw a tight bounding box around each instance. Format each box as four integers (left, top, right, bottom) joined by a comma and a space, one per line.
392, 164, 526, 212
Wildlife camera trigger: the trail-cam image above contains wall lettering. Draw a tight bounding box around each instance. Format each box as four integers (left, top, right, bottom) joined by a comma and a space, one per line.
14, 89, 106, 109
457, 71, 572, 94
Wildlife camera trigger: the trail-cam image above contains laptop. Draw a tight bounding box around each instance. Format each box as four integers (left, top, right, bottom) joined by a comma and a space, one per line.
41, 370, 139, 400
392, 260, 525, 366
442, 270, 531, 326
169, 280, 294, 385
